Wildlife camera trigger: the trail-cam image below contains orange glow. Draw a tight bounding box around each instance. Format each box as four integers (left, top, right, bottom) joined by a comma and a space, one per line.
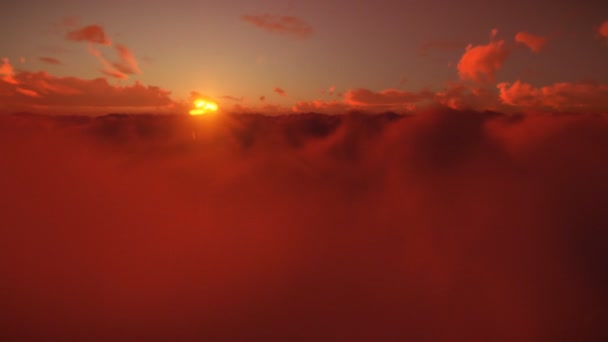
189, 98, 218, 115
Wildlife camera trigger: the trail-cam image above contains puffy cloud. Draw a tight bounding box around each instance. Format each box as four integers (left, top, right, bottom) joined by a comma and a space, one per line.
599, 20, 608, 40
498, 80, 608, 112
0, 58, 18, 84
0, 71, 175, 113
434, 82, 502, 111
39, 57, 63, 65
274, 87, 287, 96
514, 32, 548, 52
241, 14, 313, 39
66, 25, 111, 45
345, 88, 434, 110
457, 31, 509, 83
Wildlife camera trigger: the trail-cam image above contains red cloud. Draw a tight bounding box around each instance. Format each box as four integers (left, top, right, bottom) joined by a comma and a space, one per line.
434, 82, 502, 111
0, 71, 175, 113
457, 32, 509, 83
1, 58, 18, 85
274, 87, 287, 96
39, 57, 63, 65
113, 44, 141, 75
345, 88, 434, 110
259, 96, 266, 101
514, 32, 548, 52
66, 25, 112, 45
498, 80, 608, 112
599, 20, 608, 41
241, 14, 312, 39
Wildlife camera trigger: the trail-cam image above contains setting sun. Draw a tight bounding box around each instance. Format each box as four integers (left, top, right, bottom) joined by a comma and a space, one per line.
189, 98, 218, 115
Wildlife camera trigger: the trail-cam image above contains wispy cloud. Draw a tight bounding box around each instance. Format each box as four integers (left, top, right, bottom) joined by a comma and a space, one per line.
241, 14, 313, 39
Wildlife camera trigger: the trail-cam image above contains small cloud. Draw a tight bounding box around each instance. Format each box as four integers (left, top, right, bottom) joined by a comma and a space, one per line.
514, 32, 548, 53
66, 25, 111, 45
328, 85, 336, 95
259, 96, 266, 101
457, 30, 510, 83
16, 88, 39, 97
19, 57, 26, 64
218, 95, 244, 102
345, 88, 434, 110
241, 14, 312, 39
0, 58, 18, 85
274, 87, 287, 96
39, 57, 63, 65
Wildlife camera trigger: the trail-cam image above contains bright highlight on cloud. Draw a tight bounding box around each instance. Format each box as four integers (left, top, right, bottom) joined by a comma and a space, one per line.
189, 98, 219, 115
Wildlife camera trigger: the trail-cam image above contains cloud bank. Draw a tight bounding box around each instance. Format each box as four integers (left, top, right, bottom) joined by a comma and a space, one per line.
1, 110, 607, 340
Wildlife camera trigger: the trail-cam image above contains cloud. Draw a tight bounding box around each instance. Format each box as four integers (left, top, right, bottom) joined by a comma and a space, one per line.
259, 96, 266, 101
66, 25, 112, 45
241, 14, 313, 39
599, 20, 608, 41
344, 88, 434, 110
1, 110, 608, 340
88, 45, 128, 80
434, 82, 502, 111
39, 57, 63, 65
291, 99, 350, 113
0, 58, 18, 84
498, 80, 608, 112
274, 87, 287, 96
328, 85, 336, 95
514, 32, 548, 52
0, 71, 175, 113
113, 44, 141, 75
457, 31, 510, 83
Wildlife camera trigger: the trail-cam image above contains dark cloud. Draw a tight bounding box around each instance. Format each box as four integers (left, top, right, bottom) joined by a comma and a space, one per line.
274, 87, 287, 96
1, 110, 607, 340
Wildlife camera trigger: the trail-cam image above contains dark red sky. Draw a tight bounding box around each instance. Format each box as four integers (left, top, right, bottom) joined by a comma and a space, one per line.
1, 0, 608, 114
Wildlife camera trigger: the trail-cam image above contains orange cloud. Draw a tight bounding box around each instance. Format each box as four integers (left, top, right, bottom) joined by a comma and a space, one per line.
241, 14, 312, 39
66, 25, 112, 45
0, 58, 18, 85
498, 80, 608, 112
88, 45, 128, 80
259, 96, 266, 101
434, 82, 501, 111
0, 71, 175, 113
345, 88, 434, 110
113, 44, 141, 75
274, 87, 287, 96
514, 32, 548, 52
218, 95, 244, 102
39, 57, 63, 65
457, 31, 509, 83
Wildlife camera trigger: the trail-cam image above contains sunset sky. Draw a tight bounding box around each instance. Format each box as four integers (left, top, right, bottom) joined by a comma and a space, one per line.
1, 0, 607, 114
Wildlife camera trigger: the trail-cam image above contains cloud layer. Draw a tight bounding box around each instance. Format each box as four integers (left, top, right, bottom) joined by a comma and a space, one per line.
1, 110, 607, 340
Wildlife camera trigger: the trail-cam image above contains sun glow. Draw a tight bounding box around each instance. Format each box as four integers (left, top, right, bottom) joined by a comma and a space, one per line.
189, 98, 218, 115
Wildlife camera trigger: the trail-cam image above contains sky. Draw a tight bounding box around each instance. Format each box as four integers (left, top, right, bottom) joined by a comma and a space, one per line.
1, 0, 608, 114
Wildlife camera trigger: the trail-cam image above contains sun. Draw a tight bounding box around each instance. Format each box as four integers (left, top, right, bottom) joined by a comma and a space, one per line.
189, 98, 218, 115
